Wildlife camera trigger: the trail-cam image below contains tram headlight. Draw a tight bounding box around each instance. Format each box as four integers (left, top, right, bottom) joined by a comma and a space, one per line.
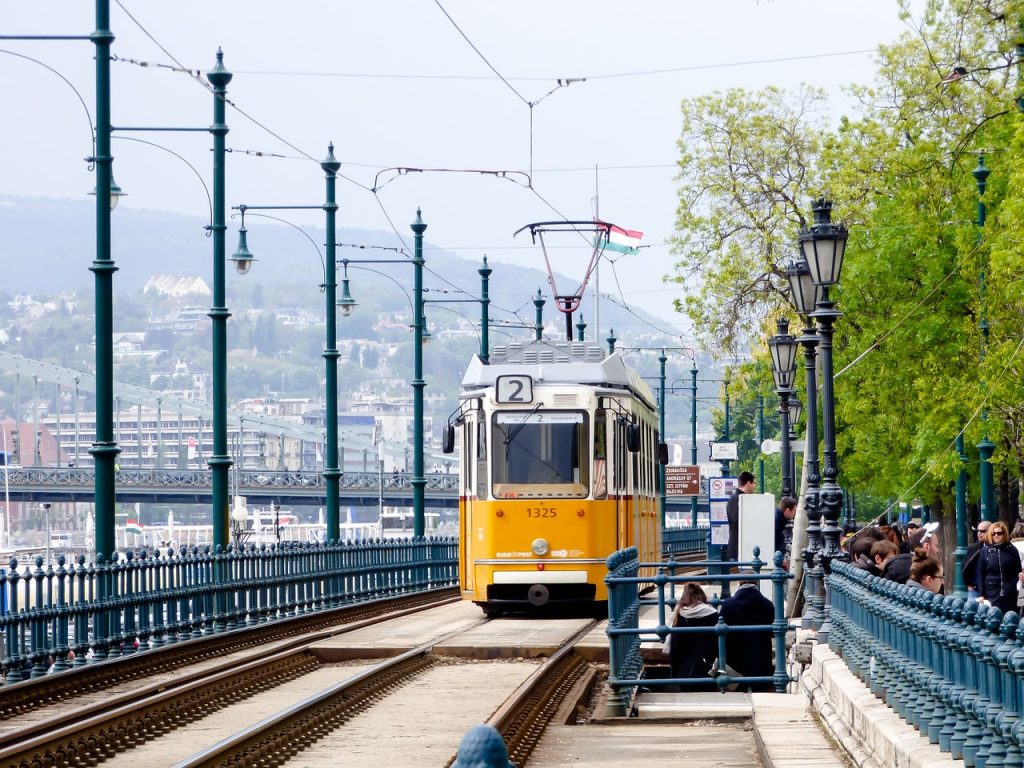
532, 538, 549, 556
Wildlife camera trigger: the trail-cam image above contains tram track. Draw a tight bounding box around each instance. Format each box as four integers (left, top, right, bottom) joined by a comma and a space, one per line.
3, 600, 605, 767
0, 586, 456, 725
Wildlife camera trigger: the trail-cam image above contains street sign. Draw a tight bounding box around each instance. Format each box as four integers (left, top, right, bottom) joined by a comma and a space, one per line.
760, 438, 781, 455
665, 465, 700, 496
709, 441, 738, 461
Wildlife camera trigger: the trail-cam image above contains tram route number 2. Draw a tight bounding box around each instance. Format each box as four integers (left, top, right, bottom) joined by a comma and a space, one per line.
527, 507, 557, 518
496, 374, 534, 404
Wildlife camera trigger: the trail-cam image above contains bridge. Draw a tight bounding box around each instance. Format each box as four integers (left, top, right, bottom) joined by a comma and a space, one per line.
1, 466, 710, 512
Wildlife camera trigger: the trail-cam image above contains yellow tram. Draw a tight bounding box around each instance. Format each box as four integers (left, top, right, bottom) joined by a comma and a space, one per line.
443, 338, 665, 615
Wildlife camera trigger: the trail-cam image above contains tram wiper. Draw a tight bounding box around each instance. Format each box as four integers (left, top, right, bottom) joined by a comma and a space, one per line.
503, 403, 542, 446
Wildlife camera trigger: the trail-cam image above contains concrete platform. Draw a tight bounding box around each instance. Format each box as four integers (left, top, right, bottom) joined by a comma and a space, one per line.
630, 691, 753, 721
433, 617, 593, 659
751, 692, 847, 768
529, 722, 761, 767
309, 600, 484, 661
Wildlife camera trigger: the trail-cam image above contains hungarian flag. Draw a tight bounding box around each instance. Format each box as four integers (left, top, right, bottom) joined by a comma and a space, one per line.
596, 221, 643, 254
126, 519, 144, 535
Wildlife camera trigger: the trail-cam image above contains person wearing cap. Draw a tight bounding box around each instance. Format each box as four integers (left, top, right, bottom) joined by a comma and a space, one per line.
975, 520, 1022, 613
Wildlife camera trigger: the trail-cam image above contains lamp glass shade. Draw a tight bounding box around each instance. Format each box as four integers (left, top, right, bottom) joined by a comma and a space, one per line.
800, 234, 847, 286
337, 277, 358, 317
798, 200, 848, 287
230, 228, 255, 275
768, 321, 798, 389
789, 397, 802, 426
90, 174, 127, 211
786, 259, 822, 315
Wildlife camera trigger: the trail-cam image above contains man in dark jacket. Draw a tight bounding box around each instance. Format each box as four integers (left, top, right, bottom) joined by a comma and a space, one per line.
726, 471, 757, 563
962, 521, 991, 599
774, 496, 798, 564
718, 577, 775, 692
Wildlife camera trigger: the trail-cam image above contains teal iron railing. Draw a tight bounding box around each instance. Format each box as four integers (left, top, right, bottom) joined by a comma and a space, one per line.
605, 546, 792, 715
829, 561, 1024, 767
661, 526, 709, 558
0, 537, 457, 684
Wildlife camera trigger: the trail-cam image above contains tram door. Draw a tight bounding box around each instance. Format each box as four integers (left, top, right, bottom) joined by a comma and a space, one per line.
615, 417, 628, 550
460, 417, 474, 592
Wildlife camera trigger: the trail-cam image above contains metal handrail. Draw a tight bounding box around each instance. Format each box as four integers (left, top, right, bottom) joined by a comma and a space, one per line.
604, 545, 792, 715
0, 538, 457, 685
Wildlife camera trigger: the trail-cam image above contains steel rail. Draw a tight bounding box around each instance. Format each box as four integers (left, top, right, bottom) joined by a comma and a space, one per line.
0, 590, 462, 767
173, 620, 487, 767
484, 619, 598, 766
0, 587, 457, 724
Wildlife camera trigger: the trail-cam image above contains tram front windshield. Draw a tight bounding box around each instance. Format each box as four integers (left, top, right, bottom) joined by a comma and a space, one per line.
491, 411, 589, 498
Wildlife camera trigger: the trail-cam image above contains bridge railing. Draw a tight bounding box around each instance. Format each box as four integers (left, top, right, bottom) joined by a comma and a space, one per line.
661, 526, 709, 558
0, 537, 458, 684
2, 466, 461, 491
828, 561, 1024, 765
605, 546, 792, 715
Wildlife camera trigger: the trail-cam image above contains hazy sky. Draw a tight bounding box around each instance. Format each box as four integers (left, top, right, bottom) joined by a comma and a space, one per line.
3, 1, 913, 343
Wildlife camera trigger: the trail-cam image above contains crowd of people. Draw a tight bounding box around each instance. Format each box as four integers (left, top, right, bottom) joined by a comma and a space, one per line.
846, 517, 1024, 612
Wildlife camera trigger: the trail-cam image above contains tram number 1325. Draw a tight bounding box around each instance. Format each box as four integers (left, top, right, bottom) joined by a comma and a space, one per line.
526, 507, 557, 518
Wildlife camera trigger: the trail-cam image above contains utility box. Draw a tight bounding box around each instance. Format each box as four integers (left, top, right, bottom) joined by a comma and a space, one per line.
739, 492, 776, 599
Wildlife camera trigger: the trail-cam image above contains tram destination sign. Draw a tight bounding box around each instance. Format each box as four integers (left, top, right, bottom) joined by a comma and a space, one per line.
665, 465, 700, 496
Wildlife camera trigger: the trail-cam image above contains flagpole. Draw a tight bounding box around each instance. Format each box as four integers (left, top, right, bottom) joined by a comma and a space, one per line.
593, 164, 600, 342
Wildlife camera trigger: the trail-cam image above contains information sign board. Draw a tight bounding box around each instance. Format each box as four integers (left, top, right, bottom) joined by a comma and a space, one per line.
664, 465, 700, 496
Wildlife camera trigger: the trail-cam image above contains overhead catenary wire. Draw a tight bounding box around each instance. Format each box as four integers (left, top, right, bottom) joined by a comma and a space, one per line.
106, 2, 688, 344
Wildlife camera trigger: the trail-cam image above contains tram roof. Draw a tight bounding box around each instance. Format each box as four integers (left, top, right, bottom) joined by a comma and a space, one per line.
460, 339, 655, 408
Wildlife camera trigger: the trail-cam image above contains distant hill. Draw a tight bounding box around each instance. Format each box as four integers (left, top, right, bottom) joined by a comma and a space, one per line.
0, 194, 684, 340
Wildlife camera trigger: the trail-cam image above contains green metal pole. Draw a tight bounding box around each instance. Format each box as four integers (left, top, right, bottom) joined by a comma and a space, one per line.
207, 50, 233, 549
720, 374, 731, 476
953, 432, 968, 598
322, 144, 341, 543
411, 210, 427, 537
533, 289, 544, 340
690, 362, 698, 527
757, 395, 765, 492
478, 256, 491, 363
974, 154, 996, 522
607, 328, 617, 355
90, 0, 118, 559
658, 350, 667, 528
576, 316, 586, 342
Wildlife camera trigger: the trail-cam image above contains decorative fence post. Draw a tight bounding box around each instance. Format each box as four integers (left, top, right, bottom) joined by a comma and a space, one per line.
827, 561, 1024, 764
605, 547, 640, 717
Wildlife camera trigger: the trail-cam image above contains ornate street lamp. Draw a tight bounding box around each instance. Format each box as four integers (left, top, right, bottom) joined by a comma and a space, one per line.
798, 198, 848, 643
769, 317, 798, 498
786, 256, 824, 628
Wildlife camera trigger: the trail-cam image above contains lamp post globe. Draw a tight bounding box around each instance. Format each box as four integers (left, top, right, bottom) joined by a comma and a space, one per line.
337, 263, 358, 317
230, 226, 255, 275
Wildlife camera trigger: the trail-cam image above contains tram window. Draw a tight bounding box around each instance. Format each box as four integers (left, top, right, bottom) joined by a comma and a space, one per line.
594, 410, 607, 500
476, 417, 488, 499
491, 411, 589, 499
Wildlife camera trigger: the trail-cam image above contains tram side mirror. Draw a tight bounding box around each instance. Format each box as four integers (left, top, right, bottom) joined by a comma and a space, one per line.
442, 425, 455, 454
626, 423, 641, 453
658, 442, 669, 465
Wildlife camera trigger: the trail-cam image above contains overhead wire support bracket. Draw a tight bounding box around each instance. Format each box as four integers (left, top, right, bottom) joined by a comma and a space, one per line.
513, 220, 616, 340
